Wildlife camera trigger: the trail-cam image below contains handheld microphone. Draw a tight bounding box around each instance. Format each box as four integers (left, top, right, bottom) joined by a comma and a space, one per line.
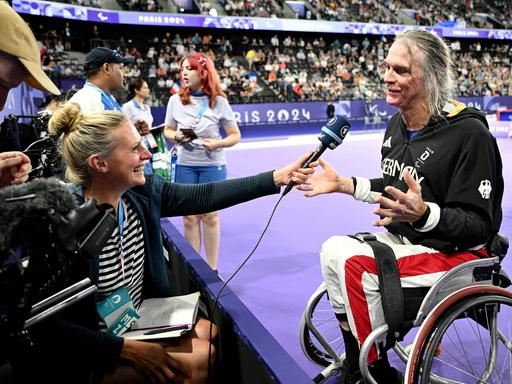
282, 115, 350, 196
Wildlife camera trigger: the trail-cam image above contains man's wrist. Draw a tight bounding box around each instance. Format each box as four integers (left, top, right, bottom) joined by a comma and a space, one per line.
350, 176, 357, 195
412, 204, 431, 229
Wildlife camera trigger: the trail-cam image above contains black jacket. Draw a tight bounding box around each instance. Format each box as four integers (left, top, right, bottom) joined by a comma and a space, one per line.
370, 105, 503, 251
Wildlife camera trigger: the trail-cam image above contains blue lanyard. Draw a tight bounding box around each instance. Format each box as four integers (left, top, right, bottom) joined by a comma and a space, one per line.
85, 81, 122, 111
118, 200, 126, 284
131, 98, 145, 111
193, 99, 209, 126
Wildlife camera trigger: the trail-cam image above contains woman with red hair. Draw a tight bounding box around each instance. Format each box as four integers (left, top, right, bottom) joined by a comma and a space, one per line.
164, 53, 241, 272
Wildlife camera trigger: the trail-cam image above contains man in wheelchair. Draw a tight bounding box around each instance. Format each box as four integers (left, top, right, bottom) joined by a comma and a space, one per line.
297, 30, 504, 384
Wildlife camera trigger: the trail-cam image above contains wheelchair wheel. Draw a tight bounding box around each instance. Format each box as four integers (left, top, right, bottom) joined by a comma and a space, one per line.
408, 289, 512, 384
300, 287, 345, 367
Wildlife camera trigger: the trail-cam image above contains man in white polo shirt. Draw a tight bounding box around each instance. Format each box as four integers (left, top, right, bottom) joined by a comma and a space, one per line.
68, 47, 133, 113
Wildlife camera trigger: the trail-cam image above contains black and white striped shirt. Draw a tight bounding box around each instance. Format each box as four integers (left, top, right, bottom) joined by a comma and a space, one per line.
96, 199, 145, 332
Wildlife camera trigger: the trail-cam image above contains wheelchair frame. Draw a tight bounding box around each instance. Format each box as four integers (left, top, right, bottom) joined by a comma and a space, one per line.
300, 255, 512, 384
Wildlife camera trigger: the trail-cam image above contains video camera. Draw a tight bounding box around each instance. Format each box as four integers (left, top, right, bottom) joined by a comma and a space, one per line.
0, 113, 65, 179
0, 178, 116, 354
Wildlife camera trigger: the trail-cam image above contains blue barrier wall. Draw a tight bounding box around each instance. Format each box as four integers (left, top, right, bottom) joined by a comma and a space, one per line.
160, 220, 312, 383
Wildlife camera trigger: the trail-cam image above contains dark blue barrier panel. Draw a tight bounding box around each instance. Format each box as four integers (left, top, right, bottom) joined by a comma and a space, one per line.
160, 219, 312, 384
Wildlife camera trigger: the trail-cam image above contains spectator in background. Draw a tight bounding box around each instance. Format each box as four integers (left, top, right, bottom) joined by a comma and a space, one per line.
365, 97, 375, 119
192, 33, 202, 46
38, 93, 61, 113
245, 47, 256, 70
92, 25, 101, 47
326, 99, 335, 119
62, 22, 72, 50
164, 53, 241, 272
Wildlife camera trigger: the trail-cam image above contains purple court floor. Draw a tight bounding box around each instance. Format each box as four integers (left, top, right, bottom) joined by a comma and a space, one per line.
169, 132, 512, 378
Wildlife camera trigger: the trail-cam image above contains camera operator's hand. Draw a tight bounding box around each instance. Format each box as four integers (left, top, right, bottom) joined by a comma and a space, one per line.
121, 339, 191, 383
135, 119, 150, 136
0, 151, 32, 188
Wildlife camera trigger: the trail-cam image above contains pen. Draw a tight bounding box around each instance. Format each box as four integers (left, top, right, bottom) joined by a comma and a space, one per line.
143, 324, 190, 335
134, 323, 190, 331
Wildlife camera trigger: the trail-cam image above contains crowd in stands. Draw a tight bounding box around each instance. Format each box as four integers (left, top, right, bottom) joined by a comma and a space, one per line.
52, 0, 511, 30
221, 0, 287, 18
51, 0, 102, 8
392, 0, 473, 27
454, 41, 512, 97
32, 20, 512, 106
469, 0, 511, 29
53, 0, 162, 12
391, 0, 512, 29
117, 0, 162, 12
259, 35, 384, 102
309, 0, 398, 24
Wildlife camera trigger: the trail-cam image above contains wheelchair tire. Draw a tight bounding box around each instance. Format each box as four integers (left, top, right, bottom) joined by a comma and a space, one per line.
406, 286, 512, 384
299, 288, 345, 367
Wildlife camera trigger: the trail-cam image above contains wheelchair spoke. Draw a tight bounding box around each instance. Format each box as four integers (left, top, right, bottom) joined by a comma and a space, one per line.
327, 335, 343, 345
432, 356, 491, 383
450, 319, 478, 377
300, 287, 345, 367
314, 318, 337, 326
413, 293, 512, 384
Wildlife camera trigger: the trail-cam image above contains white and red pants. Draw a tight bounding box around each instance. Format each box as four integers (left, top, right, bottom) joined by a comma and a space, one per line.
320, 231, 485, 363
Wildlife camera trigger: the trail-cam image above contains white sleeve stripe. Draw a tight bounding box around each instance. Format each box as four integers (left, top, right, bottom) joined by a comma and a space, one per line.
353, 177, 381, 203
416, 202, 441, 232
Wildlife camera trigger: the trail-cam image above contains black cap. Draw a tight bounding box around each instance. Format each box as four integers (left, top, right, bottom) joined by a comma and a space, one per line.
83, 47, 135, 72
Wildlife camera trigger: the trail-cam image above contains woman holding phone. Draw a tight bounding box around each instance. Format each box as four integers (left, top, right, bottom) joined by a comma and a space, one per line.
164, 53, 240, 273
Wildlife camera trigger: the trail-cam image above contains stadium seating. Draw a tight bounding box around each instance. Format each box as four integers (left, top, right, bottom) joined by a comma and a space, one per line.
53, 0, 511, 30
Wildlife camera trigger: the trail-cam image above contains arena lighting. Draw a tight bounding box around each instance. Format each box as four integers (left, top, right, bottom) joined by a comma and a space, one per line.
11, 0, 512, 40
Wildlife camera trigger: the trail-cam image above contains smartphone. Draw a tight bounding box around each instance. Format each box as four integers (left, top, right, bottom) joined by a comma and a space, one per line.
180, 128, 197, 139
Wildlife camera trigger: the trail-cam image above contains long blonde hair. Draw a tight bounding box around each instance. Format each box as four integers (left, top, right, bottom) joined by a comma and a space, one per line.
49, 102, 127, 186
396, 30, 455, 118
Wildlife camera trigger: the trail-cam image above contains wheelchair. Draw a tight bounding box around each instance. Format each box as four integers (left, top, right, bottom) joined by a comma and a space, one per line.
300, 234, 511, 384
